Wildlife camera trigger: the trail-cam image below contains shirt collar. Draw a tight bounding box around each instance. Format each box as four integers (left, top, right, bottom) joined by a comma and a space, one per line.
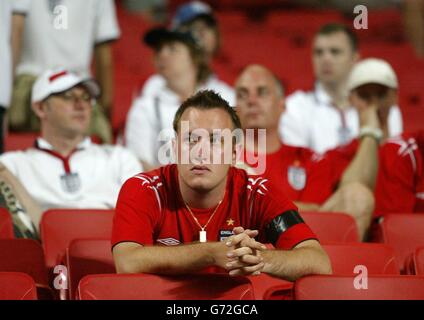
314, 82, 333, 106
35, 137, 92, 151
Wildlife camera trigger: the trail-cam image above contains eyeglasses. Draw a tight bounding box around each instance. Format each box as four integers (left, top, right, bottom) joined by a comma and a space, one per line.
51, 91, 93, 104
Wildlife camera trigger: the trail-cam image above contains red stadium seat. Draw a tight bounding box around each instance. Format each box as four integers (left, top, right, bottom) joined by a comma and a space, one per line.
40, 209, 114, 268
0, 239, 53, 299
322, 243, 398, 275
380, 214, 424, 273
248, 273, 293, 300
4, 133, 38, 152
301, 212, 359, 243
0, 272, 38, 300
77, 273, 255, 300
0, 208, 14, 239
412, 247, 424, 275
294, 275, 424, 300
66, 239, 115, 300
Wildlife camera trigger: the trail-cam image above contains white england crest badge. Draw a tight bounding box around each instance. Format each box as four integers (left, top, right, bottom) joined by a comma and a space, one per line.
287, 165, 306, 190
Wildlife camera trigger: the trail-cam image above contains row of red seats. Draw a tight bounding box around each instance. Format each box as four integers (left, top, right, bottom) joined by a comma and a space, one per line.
0, 208, 424, 299
2, 271, 424, 300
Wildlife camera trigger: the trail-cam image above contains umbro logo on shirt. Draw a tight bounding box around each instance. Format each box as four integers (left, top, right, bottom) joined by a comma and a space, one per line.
157, 238, 180, 246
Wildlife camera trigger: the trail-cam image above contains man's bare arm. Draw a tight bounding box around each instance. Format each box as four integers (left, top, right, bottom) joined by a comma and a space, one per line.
94, 42, 114, 119
11, 13, 26, 77
228, 228, 331, 281
259, 240, 332, 281
339, 105, 381, 190
0, 163, 43, 228
294, 201, 320, 212
113, 236, 264, 275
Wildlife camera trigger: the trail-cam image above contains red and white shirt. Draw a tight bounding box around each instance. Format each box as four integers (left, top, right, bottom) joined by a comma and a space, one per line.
242, 145, 336, 205
112, 164, 317, 250
0, 137, 142, 211
325, 130, 424, 216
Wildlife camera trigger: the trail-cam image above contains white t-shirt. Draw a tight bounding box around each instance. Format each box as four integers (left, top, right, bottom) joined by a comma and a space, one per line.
16, 0, 120, 77
0, 138, 142, 211
125, 74, 235, 167
0, 0, 30, 107
279, 82, 404, 154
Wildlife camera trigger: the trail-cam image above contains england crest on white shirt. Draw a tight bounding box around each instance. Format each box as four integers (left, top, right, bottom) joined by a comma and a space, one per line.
60, 172, 81, 193
287, 166, 306, 191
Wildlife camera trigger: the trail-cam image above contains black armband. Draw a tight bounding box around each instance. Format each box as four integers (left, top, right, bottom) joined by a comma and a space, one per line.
265, 210, 304, 245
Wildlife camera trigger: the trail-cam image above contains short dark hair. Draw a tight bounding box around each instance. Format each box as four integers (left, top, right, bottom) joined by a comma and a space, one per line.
316, 23, 358, 51
173, 90, 241, 132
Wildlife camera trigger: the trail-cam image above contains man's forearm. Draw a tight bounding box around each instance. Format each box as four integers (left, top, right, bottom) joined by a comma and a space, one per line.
11, 14, 25, 76
340, 136, 379, 190
294, 201, 320, 212
114, 242, 225, 275
0, 165, 43, 228
94, 42, 113, 117
261, 243, 332, 281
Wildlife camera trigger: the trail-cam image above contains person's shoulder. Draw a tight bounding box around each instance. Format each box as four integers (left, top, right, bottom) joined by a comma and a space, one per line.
203, 75, 235, 104
123, 165, 177, 201
206, 75, 233, 90
95, 143, 140, 162
383, 134, 422, 169
286, 89, 315, 106
230, 166, 272, 195
141, 74, 166, 98
0, 149, 32, 163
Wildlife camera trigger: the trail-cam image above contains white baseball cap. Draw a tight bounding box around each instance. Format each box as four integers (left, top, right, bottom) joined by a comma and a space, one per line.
347, 58, 398, 91
31, 69, 100, 103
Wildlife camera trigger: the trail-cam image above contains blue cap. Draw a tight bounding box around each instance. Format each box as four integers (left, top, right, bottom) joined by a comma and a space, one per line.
171, 1, 216, 30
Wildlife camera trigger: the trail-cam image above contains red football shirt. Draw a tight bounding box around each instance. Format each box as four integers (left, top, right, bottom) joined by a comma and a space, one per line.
245, 144, 336, 205
112, 164, 317, 250
375, 132, 424, 213
325, 131, 424, 216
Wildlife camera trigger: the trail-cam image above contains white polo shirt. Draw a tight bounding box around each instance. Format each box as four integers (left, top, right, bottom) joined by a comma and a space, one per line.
279, 82, 404, 154
125, 74, 235, 167
0, 138, 142, 211
0, 0, 30, 107
16, 0, 120, 77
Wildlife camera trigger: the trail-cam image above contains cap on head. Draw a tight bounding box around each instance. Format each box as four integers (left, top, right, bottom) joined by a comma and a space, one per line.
143, 27, 201, 51
171, 1, 216, 30
347, 58, 398, 91
31, 69, 100, 103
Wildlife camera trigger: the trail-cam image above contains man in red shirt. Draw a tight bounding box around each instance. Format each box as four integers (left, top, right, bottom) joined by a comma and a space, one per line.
326, 58, 424, 220
235, 64, 375, 240
112, 90, 332, 280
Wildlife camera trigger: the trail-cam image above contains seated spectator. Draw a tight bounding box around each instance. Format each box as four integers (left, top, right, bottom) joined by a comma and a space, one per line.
279, 23, 403, 154
0, 0, 29, 153
325, 58, 422, 235
125, 26, 234, 170
0, 69, 142, 232
9, 0, 120, 143
113, 90, 332, 281
140, 1, 226, 99
235, 64, 375, 240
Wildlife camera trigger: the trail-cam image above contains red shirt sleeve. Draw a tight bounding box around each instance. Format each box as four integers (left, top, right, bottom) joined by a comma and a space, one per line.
111, 176, 161, 248
375, 137, 420, 214
249, 178, 318, 250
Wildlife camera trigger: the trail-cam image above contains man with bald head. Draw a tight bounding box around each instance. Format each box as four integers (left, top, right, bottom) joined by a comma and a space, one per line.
235, 64, 376, 240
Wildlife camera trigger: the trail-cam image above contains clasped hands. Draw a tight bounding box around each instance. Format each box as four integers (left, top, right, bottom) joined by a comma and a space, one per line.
218, 226, 267, 277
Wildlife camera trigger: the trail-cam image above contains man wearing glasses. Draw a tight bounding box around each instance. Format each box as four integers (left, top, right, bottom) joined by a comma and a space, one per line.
0, 69, 141, 237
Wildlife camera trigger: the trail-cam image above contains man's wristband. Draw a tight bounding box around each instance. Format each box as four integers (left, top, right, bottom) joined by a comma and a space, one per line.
359, 127, 383, 143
